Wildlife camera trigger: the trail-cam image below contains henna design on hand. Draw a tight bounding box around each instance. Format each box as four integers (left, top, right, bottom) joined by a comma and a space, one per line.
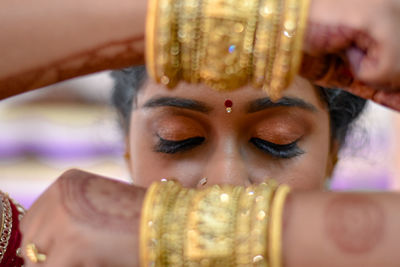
304, 22, 375, 57
0, 35, 144, 100
325, 195, 384, 254
59, 170, 144, 233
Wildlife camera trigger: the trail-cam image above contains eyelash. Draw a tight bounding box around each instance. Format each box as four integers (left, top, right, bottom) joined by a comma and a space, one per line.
250, 137, 304, 159
155, 136, 304, 159
155, 136, 205, 154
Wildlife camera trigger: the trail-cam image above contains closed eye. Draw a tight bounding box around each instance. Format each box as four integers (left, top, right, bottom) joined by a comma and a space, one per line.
250, 137, 304, 159
155, 136, 205, 154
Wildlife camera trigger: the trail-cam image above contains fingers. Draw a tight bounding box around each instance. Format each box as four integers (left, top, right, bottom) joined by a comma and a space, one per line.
372, 90, 400, 112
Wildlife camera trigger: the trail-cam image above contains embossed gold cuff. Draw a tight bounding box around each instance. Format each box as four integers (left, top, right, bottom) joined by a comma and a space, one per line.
140, 180, 291, 267
146, 0, 310, 99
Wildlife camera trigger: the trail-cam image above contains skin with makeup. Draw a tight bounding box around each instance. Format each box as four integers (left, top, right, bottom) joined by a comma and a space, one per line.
2, 0, 400, 265
118, 69, 361, 190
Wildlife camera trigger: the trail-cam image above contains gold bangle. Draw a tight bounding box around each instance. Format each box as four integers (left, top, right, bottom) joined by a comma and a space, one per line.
269, 184, 291, 267
200, 0, 251, 91
146, 0, 181, 87
288, 0, 310, 82
185, 185, 242, 265
179, 0, 202, 83
163, 188, 195, 266
253, 0, 282, 88
145, 0, 159, 82
249, 182, 276, 266
235, 186, 255, 266
268, 0, 310, 101
0, 192, 12, 263
140, 180, 181, 267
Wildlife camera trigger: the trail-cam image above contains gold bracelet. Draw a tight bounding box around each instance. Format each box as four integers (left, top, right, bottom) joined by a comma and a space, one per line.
249, 181, 276, 266
140, 180, 291, 267
179, 0, 202, 83
185, 185, 242, 266
146, 0, 311, 97
268, 0, 310, 101
269, 184, 291, 267
145, 0, 159, 82
163, 188, 195, 266
0, 192, 13, 263
200, 0, 254, 91
288, 0, 310, 82
253, 0, 282, 88
235, 186, 255, 266
140, 180, 182, 267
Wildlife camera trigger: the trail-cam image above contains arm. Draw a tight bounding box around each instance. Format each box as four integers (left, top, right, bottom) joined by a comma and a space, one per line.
0, 0, 147, 99
284, 191, 400, 267
19, 170, 400, 267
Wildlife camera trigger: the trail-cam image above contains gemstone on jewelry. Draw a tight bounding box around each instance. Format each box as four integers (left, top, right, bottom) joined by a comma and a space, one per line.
284, 30, 293, 38
234, 23, 244, 33
161, 75, 170, 85
284, 20, 296, 31
257, 210, 266, 220
253, 255, 264, 263
220, 193, 230, 202
256, 196, 264, 202
228, 45, 236, 53
261, 6, 272, 16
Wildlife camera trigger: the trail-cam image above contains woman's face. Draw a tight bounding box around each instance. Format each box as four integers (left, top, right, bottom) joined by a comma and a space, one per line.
127, 76, 335, 190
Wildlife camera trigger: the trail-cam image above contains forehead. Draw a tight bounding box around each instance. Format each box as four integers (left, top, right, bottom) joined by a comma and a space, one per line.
136, 76, 326, 111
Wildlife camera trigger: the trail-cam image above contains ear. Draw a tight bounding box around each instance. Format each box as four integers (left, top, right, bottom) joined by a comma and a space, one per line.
124, 136, 133, 176
325, 140, 339, 178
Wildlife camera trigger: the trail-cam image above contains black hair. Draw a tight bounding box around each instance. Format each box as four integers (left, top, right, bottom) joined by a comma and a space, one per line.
111, 65, 367, 146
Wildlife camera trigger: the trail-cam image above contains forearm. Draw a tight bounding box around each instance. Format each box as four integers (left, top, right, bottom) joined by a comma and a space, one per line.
0, 0, 146, 99
284, 191, 400, 267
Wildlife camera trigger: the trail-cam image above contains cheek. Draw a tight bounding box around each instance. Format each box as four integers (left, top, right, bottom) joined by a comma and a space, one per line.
286, 117, 331, 190
128, 119, 204, 188
250, 117, 331, 190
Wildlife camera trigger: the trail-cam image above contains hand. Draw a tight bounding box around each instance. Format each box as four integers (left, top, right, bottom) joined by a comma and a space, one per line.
301, 54, 400, 111
19, 169, 145, 267
301, 0, 400, 110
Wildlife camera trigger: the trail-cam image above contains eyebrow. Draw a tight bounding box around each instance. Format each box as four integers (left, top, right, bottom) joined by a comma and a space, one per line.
247, 96, 317, 113
143, 96, 212, 113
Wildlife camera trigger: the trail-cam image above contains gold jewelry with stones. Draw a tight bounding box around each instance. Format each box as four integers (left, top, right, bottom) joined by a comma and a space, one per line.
140, 181, 291, 267
140, 179, 182, 267
268, 0, 310, 100
198, 177, 208, 187
26, 243, 47, 263
252, 0, 282, 88
146, 0, 310, 98
0, 193, 12, 263
269, 184, 291, 267
249, 181, 276, 266
185, 185, 243, 266
235, 186, 255, 266
163, 187, 195, 266
200, 0, 261, 91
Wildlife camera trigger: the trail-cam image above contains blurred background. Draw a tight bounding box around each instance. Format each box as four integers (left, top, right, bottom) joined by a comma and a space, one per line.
1, 72, 400, 208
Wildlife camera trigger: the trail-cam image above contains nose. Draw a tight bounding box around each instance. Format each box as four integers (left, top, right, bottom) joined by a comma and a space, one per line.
200, 140, 250, 187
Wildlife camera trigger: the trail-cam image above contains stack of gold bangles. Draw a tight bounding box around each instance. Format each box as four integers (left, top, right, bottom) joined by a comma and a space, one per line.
146, 0, 310, 100
140, 180, 291, 267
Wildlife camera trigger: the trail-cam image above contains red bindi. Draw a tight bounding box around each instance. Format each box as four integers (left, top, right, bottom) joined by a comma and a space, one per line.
224, 99, 233, 113
224, 99, 233, 108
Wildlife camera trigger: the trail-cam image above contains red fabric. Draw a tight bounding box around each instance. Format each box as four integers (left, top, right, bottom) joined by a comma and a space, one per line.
0, 199, 24, 267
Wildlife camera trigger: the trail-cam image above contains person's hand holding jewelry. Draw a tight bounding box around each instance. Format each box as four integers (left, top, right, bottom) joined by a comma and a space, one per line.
19, 169, 145, 267
301, 0, 400, 110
